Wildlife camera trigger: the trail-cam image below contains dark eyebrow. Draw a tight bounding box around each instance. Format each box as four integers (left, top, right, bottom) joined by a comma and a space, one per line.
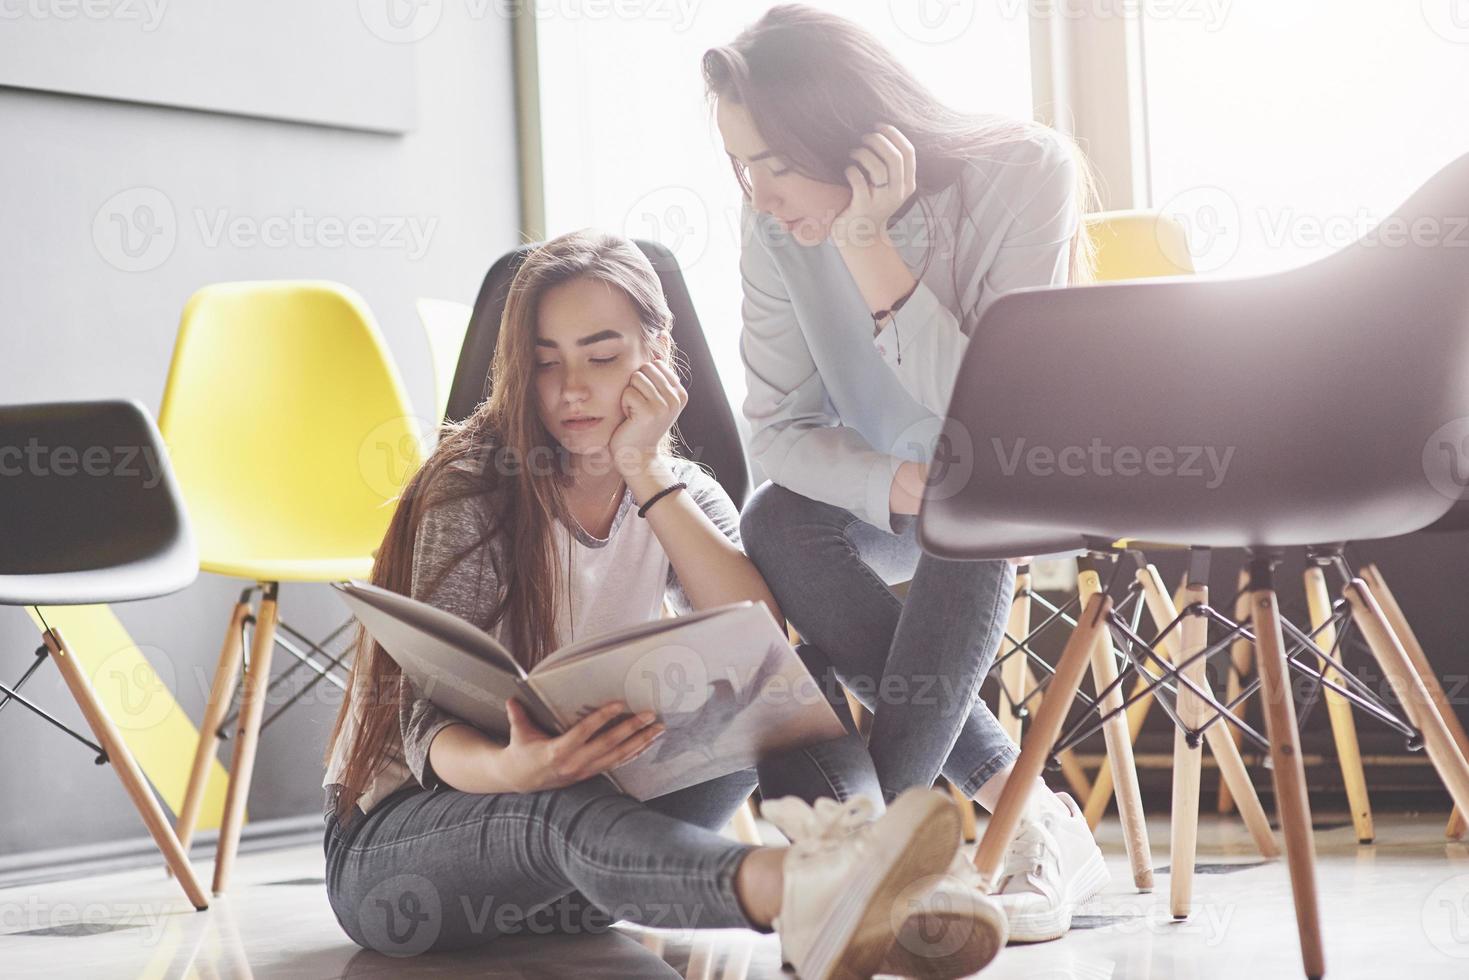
535, 329, 626, 348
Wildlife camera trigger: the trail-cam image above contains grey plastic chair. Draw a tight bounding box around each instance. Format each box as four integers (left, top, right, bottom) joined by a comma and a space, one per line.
0, 399, 209, 909
920, 151, 1469, 980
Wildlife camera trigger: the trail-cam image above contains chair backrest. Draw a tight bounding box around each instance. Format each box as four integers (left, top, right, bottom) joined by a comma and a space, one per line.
445, 240, 750, 506
416, 297, 474, 427
1084, 210, 1195, 282
159, 281, 425, 567
0, 400, 197, 605
919, 151, 1469, 560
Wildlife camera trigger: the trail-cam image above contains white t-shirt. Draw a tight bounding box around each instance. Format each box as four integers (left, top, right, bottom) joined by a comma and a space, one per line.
322, 454, 742, 815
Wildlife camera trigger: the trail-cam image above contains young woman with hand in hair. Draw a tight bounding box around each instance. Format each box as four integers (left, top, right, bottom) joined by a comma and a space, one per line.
707, 4, 1108, 945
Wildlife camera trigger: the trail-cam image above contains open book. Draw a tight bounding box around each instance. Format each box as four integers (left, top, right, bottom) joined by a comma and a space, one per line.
332, 581, 849, 800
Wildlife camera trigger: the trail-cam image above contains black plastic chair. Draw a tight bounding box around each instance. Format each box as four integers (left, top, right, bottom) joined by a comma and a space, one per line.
0, 399, 209, 909
921, 151, 1469, 980
445, 239, 751, 507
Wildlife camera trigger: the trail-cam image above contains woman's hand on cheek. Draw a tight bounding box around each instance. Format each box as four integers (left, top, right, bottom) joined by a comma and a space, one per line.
830, 123, 917, 249
608, 357, 687, 476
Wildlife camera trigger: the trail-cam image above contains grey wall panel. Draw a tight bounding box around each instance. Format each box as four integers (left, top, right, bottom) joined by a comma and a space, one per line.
0, 2, 418, 133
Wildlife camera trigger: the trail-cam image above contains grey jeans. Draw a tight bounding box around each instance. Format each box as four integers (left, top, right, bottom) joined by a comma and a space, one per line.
739, 481, 1020, 804
323, 645, 881, 955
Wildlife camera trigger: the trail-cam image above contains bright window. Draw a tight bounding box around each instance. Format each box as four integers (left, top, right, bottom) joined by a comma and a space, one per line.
534, 1, 1035, 406
1143, 1, 1469, 275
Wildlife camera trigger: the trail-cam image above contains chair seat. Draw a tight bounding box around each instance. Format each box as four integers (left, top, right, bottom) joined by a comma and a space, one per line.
0, 550, 198, 607
200, 554, 375, 584
0, 400, 199, 606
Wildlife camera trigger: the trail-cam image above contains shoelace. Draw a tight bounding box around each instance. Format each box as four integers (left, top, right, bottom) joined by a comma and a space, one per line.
761, 796, 879, 857
997, 822, 1059, 892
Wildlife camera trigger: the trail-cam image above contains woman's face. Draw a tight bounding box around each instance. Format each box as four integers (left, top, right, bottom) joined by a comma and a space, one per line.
533, 275, 652, 457
716, 99, 851, 247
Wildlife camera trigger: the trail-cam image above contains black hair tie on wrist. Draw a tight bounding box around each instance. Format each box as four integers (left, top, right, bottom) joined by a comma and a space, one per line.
637, 481, 687, 518
873, 279, 922, 366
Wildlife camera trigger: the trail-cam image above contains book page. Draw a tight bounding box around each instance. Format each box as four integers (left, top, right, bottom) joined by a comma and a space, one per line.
530, 601, 745, 675
525, 602, 848, 800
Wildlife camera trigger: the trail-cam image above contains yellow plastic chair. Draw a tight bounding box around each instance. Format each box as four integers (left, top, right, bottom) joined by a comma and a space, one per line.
160, 281, 426, 895
415, 297, 474, 426
1083, 209, 1195, 281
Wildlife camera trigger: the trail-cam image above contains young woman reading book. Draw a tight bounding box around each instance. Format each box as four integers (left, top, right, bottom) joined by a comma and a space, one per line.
321, 230, 1007, 978
707, 5, 1110, 943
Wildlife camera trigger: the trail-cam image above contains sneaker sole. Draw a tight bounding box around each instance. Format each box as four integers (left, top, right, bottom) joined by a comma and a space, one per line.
1003, 847, 1110, 944
798, 790, 961, 980
882, 889, 1007, 979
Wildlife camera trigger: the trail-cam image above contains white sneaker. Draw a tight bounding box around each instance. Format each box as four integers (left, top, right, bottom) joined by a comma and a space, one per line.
992, 792, 1109, 943
763, 792, 1006, 979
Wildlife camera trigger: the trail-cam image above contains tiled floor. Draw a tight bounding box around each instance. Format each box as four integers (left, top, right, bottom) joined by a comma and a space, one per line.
3, 810, 1468, 978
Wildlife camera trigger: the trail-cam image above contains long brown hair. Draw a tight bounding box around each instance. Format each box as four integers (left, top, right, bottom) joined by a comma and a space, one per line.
703, 3, 1097, 288
325, 230, 677, 822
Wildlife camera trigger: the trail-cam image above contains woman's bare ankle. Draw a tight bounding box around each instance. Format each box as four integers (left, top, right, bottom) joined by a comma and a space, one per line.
732, 846, 786, 928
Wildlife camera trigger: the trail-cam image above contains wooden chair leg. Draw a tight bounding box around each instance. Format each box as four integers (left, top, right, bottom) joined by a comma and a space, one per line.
1167, 580, 1207, 919
1304, 565, 1374, 843
1077, 568, 1153, 891
1344, 577, 1469, 823
730, 797, 762, 845
948, 780, 979, 843
1138, 566, 1279, 862
998, 571, 1032, 744
1359, 564, 1469, 840
174, 597, 250, 863
1082, 570, 1177, 827
1023, 660, 1094, 801
1251, 575, 1325, 980
41, 628, 209, 910
212, 585, 279, 895
973, 593, 1111, 889
1219, 567, 1253, 814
